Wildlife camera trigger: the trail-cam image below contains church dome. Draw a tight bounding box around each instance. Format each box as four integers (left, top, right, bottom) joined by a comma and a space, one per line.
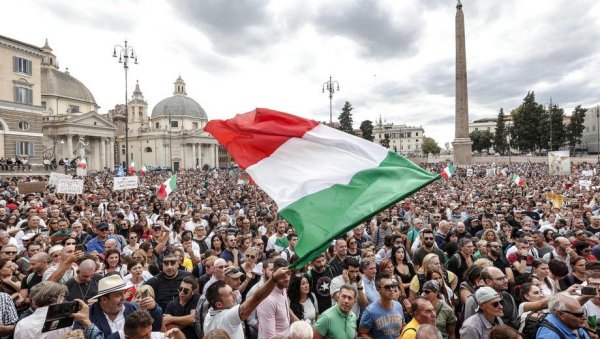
41, 67, 97, 104
151, 76, 207, 120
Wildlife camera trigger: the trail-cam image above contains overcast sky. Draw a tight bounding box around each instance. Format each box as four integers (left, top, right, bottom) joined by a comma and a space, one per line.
4, 0, 600, 145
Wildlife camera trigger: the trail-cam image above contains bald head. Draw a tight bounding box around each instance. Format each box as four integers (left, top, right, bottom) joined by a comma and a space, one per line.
77, 259, 97, 283
104, 239, 118, 251
213, 258, 227, 279
29, 252, 49, 274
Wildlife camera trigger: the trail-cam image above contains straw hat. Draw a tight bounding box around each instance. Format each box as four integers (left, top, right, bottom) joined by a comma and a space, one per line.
89, 274, 133, 300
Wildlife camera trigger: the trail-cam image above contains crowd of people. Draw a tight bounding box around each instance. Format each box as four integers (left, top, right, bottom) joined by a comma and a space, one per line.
0, 160, 597, 338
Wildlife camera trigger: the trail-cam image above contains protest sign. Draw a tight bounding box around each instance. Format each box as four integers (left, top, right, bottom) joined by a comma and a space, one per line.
48, 172, 71, 186
56, 179, 84, 194
113, 176, 139, 190
18, 182, 46, 194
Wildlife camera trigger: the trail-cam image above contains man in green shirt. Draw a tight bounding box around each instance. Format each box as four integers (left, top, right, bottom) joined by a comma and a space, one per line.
313, 284, 357, 339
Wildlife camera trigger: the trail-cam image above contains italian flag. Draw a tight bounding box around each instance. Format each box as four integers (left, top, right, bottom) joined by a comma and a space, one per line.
440, 163, 455, 179
205, 108, 439, 268
512, 173, 525, 186
140, 165, 147, 175
157, 174, 177, 199
77, 158, 87, 169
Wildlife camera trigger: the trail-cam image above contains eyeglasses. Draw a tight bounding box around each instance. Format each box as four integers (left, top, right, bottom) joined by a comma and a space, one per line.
560, 309, 586, 318
2, 251, 16, 255
245, 254, 256, 259
178, 287, 190, 294
423, 237, 434, 241
490, 301, 502, 308
163, 260, 178, 266
349, 241, 356, 245
381, 283, 399, 291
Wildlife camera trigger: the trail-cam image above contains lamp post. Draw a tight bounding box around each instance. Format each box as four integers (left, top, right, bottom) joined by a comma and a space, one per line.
113, 40, 138, 168
322, 75, 339, 126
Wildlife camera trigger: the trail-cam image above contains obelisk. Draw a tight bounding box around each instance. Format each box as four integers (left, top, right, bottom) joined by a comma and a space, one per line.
453, 0, 472, 166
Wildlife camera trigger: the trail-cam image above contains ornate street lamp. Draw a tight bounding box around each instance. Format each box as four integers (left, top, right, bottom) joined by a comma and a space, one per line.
322, 75, 339, 126
113, 40, 138, 167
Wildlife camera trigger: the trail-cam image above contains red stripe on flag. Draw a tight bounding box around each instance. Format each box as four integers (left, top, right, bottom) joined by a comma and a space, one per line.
205, 108, 319, 169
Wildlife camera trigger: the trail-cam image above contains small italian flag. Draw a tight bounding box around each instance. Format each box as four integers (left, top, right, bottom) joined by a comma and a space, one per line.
440, 163, 455, 179
512, 173, 525, 186
140, 165, 147, 175
157, 174, 177, 199
128, 161, 135, 175
77, 158, 87, 169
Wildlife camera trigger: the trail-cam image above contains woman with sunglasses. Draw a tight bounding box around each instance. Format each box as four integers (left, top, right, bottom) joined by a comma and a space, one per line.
345, 235, 361, 261
239, 247, 260, 298
421, 279, 457, 339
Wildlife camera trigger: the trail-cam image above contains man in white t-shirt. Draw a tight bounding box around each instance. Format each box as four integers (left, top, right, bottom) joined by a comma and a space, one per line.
330, 257, 368, 319
203, 266, 290, 339
583, 273, 600, 319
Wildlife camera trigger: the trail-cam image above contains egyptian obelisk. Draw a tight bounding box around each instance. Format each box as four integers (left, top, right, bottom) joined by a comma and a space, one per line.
453, 0, 472, 166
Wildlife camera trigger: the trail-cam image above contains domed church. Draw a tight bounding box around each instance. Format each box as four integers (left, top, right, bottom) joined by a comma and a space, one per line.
111, 76, 219, 171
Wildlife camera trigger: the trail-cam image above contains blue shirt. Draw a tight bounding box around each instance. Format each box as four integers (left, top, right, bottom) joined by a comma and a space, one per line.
359, 300, 404, 339
362, 276, 379, 306
536, 314, 590, 339
85, 235, 119, 254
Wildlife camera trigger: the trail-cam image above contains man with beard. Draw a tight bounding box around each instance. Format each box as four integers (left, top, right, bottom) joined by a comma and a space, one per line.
144, 253, 192, 310
257, 258, 293, 338
483, 241, 514, 285
307, 253, 335, 312
65, 259, 101, 303
266, 220, 288, 253
328, 239, 347, 277
412, 229, 447, 271
314, 285, 358, 339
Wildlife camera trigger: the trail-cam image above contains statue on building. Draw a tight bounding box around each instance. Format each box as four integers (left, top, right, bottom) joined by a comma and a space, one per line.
76, 135, 88, 159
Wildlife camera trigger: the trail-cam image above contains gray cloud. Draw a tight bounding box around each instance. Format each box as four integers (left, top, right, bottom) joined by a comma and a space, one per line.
314, 1, 422, 60
42, 1, 136, 33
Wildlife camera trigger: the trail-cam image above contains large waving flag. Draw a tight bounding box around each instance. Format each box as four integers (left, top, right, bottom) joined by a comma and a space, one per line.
205, 108, 439, 268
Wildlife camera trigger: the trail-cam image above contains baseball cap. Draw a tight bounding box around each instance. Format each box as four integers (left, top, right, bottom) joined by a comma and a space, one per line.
475, 287, 500, 305
224, 266, 244, 279
422, 280, 440, 294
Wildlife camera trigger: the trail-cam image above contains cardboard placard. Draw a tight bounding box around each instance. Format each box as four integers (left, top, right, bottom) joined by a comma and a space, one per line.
113, 176, 139, 190
18, 182, 46, 194
48, 172, 71, 186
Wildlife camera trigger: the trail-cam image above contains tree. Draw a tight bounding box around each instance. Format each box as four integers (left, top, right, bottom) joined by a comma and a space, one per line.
470, 130, 493, 153
359, 120, 374, 141
338, 101, 354, 134
493, 108, 508, 154
567, 105, 587, 150
547, 104, 566, 151
511, 91, 545, 152
421, 137, 441, 155
380, 134, 390, 148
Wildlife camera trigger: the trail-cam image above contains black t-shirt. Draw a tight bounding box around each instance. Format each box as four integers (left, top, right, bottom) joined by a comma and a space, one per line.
145, 270, 192, 310
65, 274, 102, 303
165, 293, 200, 339
307, 267, 333, 313
21, 272, 43, 292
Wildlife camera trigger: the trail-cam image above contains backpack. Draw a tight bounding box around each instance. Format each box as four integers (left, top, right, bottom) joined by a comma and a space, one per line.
194, 294, 210, 338
521, 312, 566, 339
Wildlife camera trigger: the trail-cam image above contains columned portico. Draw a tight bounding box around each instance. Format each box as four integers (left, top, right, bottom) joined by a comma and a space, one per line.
66, 134, 73, 160
100, 138, 106, 169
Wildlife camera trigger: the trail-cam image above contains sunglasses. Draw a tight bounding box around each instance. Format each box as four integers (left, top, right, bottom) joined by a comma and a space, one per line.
2, 251, 16, 255
489, 301, 503, 308
245, 254, 256, 259
423, 237, 434, 241
163, 260, 178, 266
178, 287, 190, 294
381, 283, 399, 291
561, 309, 586, 318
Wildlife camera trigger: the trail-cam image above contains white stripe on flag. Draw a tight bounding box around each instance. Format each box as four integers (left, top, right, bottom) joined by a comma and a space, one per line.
247, 124, 388, 209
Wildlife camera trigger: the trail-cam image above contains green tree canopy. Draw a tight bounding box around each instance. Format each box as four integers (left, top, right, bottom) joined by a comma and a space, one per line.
567, 105, 587, 149
470, 130, 493, 153
359, 120, 374, 141
493, 108, 508, 154
338, 101, 354, 134
511, 91, 545, 152
422, 137, 441, 155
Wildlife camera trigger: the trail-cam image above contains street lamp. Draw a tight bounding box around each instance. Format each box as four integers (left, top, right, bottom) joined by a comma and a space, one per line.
322, 75, 339, 126
113, 40, 138, 168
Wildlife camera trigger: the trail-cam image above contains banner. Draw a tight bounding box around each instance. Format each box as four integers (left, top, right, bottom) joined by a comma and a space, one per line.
113, 176, 139, 190
548, 151, 570, 175
48, 172, 71, 186
582, 170, 594, 177
56, 179, 84, 194
546, 192, 565, 209
486, 168, 496, 177
466, 168, 473, 177
579, 180, 592, 190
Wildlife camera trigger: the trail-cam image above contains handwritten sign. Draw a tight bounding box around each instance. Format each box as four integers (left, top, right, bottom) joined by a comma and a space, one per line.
48, 172, 71, 186
56, 179, 84, 194
113, 176, 139, 190
17, 182, 46, 194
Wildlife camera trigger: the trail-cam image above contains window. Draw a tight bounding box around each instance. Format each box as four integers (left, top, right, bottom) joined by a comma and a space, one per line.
68, 105, 79, 113
14, 86, 32, 105
155, 122, 159, 129
139, 112, 143, 120
171, 121, 178, 128
416, 132, 419, 136
13, 57, 32, 75
41, 101, 46, 109
193, 122, 199, 129
144, 147, 152, 153
121, 145, 126, 155
16, 141, 34, 156
18, 122, 29, 131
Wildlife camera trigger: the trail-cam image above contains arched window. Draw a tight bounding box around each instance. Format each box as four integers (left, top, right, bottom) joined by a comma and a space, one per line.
144, 147, 152, 153
18, 121, 30, 131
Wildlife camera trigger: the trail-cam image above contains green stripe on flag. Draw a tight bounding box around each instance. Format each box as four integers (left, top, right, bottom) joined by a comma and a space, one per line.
280, 151, 439, 268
